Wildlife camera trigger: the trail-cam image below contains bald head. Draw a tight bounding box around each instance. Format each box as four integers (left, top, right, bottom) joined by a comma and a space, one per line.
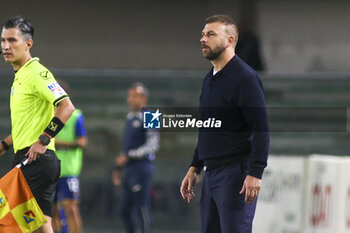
127, 82, 149, 111
129, 82, 149, 98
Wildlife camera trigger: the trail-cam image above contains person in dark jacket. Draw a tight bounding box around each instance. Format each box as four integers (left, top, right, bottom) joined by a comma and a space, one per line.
113, 83, 159, 233
180, 15, 270, 233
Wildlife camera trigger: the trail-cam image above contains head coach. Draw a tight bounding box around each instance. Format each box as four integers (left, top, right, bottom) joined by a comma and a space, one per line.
180, 14, 270, 233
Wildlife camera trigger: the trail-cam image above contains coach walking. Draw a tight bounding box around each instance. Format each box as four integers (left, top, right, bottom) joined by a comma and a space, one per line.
180, 15, 270, 233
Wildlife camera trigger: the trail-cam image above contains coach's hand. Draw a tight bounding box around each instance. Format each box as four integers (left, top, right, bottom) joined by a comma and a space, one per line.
240, 175, 262, 204
25, 140, 47, 164
180, 167, 198, 203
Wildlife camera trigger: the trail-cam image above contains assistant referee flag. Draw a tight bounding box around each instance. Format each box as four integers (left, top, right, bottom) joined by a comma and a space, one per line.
0, 167, 46, 232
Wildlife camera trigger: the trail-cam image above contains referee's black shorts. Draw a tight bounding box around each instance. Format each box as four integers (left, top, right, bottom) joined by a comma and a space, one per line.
13, 148, 61, 217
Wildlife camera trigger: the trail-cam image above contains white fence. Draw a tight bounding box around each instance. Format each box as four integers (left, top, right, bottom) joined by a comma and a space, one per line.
254, 155, 350, 233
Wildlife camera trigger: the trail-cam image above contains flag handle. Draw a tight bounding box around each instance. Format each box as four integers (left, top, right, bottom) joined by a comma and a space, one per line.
16, 158, 29, 168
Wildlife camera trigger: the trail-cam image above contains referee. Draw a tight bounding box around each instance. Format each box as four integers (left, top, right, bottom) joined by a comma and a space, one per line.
180, 15, 270, 233
0, 16, 75, 233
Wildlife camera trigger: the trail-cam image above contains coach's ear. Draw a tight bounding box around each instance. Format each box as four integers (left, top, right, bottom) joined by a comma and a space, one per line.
25, 39, 33, 51
227, 35, 235, 48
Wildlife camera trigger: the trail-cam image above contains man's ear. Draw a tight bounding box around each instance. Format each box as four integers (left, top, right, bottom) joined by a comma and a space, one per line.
227, 35, 235, 48
25, 39, 33, 51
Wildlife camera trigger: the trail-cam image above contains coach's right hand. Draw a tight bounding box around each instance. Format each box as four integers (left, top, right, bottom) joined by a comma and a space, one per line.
25, 140, 47, 164
180, 167, 198, 203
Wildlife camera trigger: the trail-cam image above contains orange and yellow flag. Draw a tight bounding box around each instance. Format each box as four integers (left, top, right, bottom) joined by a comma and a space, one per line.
0, 167, 46, 233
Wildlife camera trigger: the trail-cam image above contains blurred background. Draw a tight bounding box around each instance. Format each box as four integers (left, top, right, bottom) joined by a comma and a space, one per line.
1, 0, 350, 232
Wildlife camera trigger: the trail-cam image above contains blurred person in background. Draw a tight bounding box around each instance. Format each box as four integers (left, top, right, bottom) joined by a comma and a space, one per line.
52, 80, 87, 233
112, 82, 159, 233
236, 20, 265, 71
0, 15, 75, 233
180, 15, 270, 233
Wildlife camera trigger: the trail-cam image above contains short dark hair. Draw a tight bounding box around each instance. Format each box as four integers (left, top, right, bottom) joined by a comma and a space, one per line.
2, 15, 34, 40
205, 14, 235, 25
205, 14, 239, 44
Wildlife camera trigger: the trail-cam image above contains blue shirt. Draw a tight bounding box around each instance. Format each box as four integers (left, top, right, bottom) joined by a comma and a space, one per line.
75, 114, 87, 137
190, 55, 270, 179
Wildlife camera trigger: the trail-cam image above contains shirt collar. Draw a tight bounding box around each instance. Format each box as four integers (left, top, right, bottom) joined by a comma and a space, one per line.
15, 57, 40, 75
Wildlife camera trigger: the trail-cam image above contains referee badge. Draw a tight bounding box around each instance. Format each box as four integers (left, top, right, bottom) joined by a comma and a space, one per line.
40, 71, 52, 80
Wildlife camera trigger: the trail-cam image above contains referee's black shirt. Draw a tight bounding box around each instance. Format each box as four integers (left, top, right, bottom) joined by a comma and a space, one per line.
190, 55, 270, 179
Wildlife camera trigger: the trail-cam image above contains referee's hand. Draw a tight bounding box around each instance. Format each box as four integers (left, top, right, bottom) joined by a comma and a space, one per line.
180, 167, 198, 203
240, 175, 262, 204
25, 140, 47, 164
